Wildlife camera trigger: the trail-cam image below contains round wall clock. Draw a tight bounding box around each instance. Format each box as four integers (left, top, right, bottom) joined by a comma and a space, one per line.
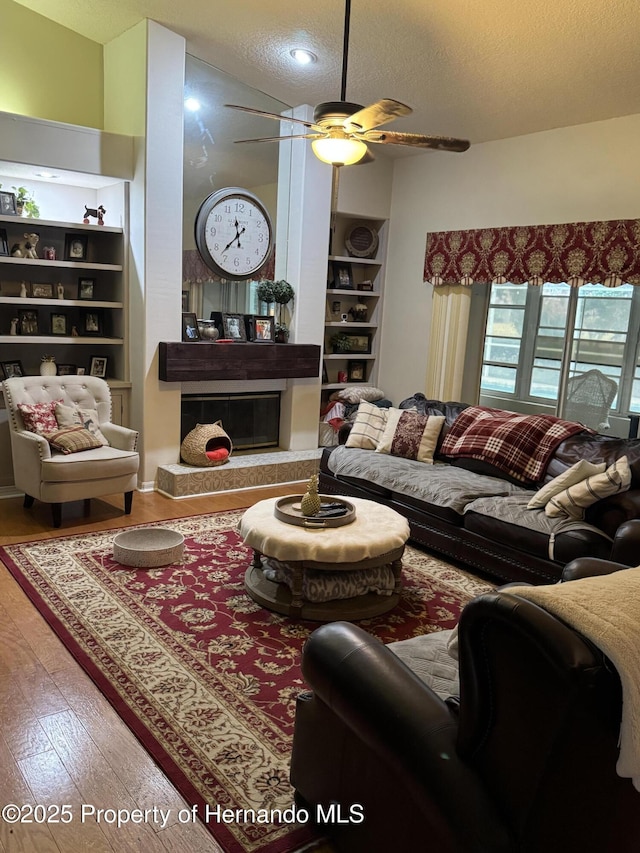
345, 222, 379, 259
194, 187, 274, 281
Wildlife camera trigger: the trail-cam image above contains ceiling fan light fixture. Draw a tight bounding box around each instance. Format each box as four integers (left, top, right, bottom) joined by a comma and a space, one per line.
311, 135, 367, 166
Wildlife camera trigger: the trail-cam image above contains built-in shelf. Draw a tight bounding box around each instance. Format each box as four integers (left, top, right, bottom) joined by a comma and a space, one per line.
328, 255, 382, 266
0, 335, 122, 345
159, 342, 321, 382
0, 257, 122, 272
0, 297, 123, 309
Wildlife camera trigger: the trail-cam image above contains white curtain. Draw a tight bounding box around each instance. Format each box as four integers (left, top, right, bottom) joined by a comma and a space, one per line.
425, 284, 472, 401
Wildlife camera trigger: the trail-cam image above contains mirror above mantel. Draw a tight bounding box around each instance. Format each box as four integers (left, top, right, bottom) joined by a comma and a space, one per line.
182, 55, 292, 321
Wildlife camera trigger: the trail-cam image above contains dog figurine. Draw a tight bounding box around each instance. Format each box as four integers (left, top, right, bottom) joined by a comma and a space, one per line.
83, 204, 106, 225
10, 233, 40, 259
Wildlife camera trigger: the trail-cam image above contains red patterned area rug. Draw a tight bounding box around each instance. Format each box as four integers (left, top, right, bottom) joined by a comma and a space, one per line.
0, 511, 493, 853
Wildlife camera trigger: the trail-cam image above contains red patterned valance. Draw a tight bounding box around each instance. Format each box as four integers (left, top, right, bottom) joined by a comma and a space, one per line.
424, 219, 640, 287
182, 248, 275, 284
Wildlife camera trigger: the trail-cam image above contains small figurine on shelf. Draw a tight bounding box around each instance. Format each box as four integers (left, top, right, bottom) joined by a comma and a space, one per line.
301, 473, 322, 517
10, 233, 39, 259
10, 317, 18, 336
56, 283, 65, 299
83, 205, 106, 225
20, 281, 27, 298
71, 325, 79, 337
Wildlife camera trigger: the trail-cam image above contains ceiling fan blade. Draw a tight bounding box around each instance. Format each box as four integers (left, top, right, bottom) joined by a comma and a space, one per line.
225, 104, 324, 132
345, 99, 412, 132
364, 130, 470, 153
233, 133, 324, 144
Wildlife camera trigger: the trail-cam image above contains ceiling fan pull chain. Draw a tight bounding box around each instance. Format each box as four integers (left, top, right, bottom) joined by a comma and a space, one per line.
340, 0, 351, 101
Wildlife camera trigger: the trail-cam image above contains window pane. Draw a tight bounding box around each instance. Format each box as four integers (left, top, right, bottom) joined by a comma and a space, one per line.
530, 364, 561, 400
481, 364, 517, 394
489, 283, 527, 306
486, 307, 524, 337
483, 336, 521, 364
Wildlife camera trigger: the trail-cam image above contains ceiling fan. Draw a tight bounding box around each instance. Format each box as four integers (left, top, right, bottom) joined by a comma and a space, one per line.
226, 0, 470, 166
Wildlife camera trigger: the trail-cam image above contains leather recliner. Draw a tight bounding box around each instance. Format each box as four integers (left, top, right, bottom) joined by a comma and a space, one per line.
290, 556, 640, 853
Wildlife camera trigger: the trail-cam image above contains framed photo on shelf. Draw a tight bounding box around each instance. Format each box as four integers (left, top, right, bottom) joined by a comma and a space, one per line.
78, 277, 96, 299
18, 309, 39, 335
0, 228, 8, 256
222, 313, 247, 341
343, 333, 372, 354
57, 364, 77, 376
357, 280, 374, 292
89, 356, 108, 378
81, 309, 103, 335
51, 313, 68, 336
182, 312, 200, 341
64, 233, 88, 261
248, 315, 275, 342
332, 263, 354, 290
0, 191, 17, 216
348, 359, 367, 382
0, 360, 24, 379
31, 282, 53, 298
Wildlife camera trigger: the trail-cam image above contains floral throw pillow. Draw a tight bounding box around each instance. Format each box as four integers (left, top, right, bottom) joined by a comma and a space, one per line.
17, 400, 63, 435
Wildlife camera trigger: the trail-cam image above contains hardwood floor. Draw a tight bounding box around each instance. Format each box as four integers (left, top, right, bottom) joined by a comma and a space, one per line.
0, 486, 335, 853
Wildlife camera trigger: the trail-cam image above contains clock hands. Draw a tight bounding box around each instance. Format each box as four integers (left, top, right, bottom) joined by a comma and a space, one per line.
223, 220, 246, 251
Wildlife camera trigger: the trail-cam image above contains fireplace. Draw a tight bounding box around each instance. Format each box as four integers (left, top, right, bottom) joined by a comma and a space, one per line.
181, 392, 280, 450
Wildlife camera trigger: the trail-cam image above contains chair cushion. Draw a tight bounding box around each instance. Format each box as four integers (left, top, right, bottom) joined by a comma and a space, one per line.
387, 629, 459, 700
55, 402, 109, 445
17, 400, 62, 434
44, 426, 103, 454
41, 446, 139, 483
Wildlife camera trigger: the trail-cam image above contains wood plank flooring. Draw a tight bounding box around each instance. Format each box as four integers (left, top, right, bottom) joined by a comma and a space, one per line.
0, 487, 333, 853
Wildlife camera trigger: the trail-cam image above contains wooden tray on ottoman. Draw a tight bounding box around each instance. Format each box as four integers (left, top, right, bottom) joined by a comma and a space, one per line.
274, 495, 356, 528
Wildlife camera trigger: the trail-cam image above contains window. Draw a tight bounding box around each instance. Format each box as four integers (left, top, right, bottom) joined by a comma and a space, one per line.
480, 281, 640, 418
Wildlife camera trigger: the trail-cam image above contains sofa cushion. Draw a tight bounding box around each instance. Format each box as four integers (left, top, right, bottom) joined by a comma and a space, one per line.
527, 459, 606, 509
388, 629, 459, 700
376, 409, 445, 464
345, 400, 389, 450
547, 432, 640, 488
546, 456, 631, 520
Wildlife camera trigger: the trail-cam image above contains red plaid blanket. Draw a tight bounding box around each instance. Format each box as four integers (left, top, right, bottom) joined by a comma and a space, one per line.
440, 406, 586, 483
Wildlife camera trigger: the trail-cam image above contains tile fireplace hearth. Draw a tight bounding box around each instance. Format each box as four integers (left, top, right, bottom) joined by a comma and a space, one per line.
156, 449, 321, 498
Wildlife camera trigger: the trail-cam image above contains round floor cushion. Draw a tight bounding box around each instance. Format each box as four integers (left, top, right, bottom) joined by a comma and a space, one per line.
180, 421, 233, 467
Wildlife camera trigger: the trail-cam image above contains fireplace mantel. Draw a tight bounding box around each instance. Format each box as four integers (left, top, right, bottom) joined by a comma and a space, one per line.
159, 342, 321, 382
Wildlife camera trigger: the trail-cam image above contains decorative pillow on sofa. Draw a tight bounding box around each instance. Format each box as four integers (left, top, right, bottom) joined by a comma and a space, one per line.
330, 386, 385, 405
55, 402, 109, 445
345, 400, 389, 450
44, 426, 104, 454
545, 456, 631, 520
527, 459, 606, 509
376, 409, 445, 464
17, 400, 63, 434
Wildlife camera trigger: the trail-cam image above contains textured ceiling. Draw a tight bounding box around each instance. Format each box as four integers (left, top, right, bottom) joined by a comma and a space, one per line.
14, 0, 640, 152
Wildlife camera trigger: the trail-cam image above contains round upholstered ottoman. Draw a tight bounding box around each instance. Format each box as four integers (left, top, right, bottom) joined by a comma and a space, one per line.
113, 528, 185, 567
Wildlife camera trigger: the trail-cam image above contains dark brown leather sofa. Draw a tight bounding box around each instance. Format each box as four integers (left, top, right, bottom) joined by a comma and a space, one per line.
319, 399, 640, 584
290, 555, 640, 853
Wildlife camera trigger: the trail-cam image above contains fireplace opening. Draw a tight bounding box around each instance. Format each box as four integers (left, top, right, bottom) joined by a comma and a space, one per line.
181, 392, 280, 450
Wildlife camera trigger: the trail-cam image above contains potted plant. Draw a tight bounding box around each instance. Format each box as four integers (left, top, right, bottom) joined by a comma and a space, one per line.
272, 279, 294, 340
330, 332, 352, 353
256, 280, 275, 306
12, 186, 40, 218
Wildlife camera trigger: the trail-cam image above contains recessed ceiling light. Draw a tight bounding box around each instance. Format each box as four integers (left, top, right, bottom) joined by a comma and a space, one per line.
36, 172, 58, 179
290, 48, 317, 65
184, 97, 201, 112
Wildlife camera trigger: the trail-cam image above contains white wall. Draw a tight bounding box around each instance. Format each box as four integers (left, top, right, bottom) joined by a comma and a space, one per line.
380, 113, 640, 403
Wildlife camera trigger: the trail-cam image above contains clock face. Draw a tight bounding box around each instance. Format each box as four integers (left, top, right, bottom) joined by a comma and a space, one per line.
195, 187, 274, 281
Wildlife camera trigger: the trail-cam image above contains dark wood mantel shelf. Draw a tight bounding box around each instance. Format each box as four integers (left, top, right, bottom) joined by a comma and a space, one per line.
159, 341, 321, 382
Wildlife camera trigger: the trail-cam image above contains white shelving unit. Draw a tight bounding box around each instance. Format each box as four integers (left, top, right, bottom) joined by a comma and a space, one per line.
322, 215, 388, 395
0, 214, 128, 397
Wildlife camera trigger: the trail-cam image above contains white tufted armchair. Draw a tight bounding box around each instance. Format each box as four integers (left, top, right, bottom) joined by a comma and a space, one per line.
2, 375, 139, 528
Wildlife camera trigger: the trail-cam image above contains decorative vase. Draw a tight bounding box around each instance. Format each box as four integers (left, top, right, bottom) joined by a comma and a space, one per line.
40, 359, 57, 376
